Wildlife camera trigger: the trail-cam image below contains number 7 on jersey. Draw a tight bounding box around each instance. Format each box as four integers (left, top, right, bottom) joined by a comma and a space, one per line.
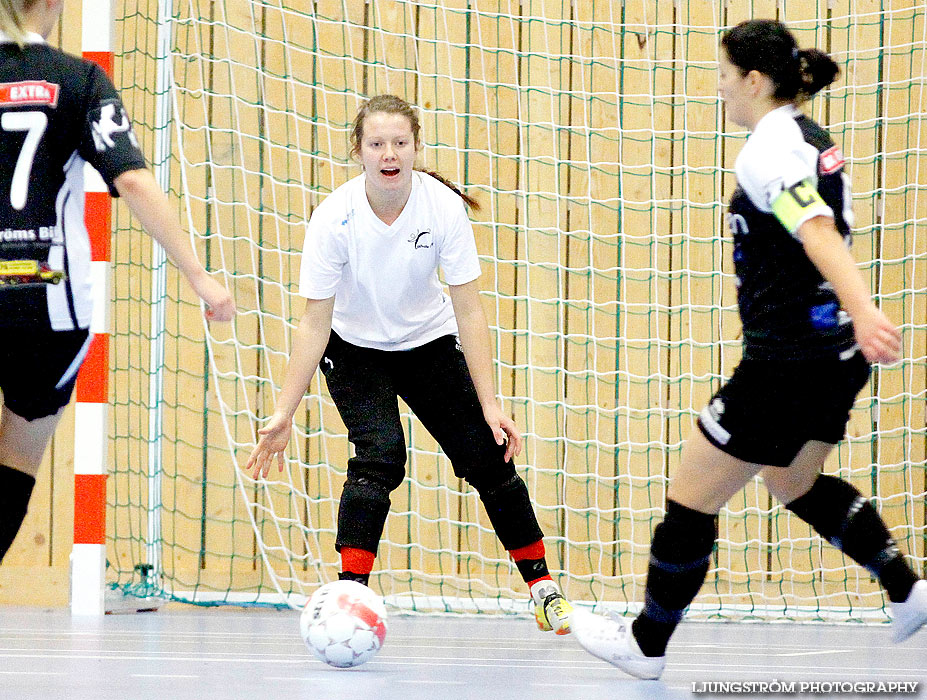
1, 110, 48, 210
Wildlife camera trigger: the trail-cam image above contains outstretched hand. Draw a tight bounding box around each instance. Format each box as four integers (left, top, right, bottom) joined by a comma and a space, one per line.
853, 303, 901, 364
483, 405, 523, 463
246, 412, 292, 479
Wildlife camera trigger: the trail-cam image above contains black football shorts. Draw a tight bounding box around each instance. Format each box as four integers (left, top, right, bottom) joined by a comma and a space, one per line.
0, 327, 91, 421
696, 349, 871, 467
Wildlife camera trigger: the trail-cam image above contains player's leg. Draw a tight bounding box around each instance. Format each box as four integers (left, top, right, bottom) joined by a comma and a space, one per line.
572, 430, 761, 678
321, 334, 406, 586
394, 335, 572, 633
0, 406, 65, 564
764, 349, 926, 642
573, 358, 791, 678
764, 442, 926, 643
637, 431, 761, 646
0, 327, 90, 564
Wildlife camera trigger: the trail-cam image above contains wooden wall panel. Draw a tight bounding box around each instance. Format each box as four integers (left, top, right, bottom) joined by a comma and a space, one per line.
9, 0, 923, 612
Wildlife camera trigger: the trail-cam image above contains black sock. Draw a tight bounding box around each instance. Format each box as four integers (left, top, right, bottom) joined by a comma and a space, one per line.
338, 571, 370, 586
0, 464, 36, 564
786, 475, 919, 603
515, 558, 550, 584
633, 500, 717, 657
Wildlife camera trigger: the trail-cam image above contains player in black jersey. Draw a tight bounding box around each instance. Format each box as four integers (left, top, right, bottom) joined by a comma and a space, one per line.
0, 0, 234, 569
572, 20, 927, 678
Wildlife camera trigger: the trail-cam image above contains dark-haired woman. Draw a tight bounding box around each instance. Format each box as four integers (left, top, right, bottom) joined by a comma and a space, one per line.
572, 19, 926, 678
247, 94, 573, 634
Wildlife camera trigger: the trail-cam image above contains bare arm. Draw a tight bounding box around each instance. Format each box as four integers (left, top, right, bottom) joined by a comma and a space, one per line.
798, 215, 900, 363
114, 168, 235, 321
246, 296, 335, 478
448, 280, 521, 461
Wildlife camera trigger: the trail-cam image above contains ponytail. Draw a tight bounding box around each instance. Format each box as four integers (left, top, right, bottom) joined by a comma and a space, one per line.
416, 168, 481, 212
796, 48, 840, 99
0, 0, 31, 49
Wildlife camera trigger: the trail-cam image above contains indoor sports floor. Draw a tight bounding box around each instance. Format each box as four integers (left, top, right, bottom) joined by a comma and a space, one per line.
1, 607, 922, 700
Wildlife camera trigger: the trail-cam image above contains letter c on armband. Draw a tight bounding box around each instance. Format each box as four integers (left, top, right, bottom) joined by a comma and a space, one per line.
770, 178, 828, 233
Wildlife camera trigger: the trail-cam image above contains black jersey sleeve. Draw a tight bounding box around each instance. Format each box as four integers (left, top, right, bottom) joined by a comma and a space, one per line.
77, 63, 147, 196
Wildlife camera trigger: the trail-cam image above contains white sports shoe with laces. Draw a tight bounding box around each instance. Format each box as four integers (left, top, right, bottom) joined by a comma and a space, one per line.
891, 579, 927, 643
529, 580, 573, 635
571, 608, 666, 680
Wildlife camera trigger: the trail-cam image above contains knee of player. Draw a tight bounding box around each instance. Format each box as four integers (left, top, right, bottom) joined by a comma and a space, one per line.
651, 500, 718, 559
464, 467, 519, 499
346, 458, 406, 494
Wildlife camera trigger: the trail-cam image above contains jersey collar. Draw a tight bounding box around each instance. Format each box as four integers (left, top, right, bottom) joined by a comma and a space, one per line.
0, 30, 46, 44
754, 103, 801, 131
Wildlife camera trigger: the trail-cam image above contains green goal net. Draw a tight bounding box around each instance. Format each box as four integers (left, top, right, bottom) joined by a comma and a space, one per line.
108, 1, 926, 620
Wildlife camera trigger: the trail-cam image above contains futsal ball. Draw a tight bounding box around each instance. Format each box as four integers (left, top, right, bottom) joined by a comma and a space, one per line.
299, 580, 388, 668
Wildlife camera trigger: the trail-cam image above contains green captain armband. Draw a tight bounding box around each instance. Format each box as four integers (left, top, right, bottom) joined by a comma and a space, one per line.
770, 178, 828, 233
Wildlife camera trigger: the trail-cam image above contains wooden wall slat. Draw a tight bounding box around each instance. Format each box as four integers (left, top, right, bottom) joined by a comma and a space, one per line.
10, 0, 923, 612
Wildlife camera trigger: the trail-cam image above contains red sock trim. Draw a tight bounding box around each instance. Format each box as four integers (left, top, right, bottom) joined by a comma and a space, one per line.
341, 547, 375, 574
527, 574, 553, 588
509, 540, 545, 561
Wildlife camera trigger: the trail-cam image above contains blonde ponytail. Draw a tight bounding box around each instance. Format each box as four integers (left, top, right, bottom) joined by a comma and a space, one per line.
0, 0, 32, 49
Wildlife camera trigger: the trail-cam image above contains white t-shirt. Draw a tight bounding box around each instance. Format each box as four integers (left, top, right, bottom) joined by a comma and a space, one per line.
735, 104, 835, 235
299, 171, 483, 350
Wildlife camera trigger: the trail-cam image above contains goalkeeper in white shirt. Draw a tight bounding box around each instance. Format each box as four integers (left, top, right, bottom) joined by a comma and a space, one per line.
247, 94, 572, 635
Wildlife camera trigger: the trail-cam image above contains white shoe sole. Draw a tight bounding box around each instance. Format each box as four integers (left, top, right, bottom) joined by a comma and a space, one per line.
892, 580, 927, 643
572, 608, 666, 680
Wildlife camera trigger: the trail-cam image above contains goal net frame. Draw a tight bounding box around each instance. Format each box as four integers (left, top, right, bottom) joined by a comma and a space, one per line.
103, 0, 926, 621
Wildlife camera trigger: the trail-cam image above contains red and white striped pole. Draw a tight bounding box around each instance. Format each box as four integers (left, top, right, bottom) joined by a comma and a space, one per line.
71, 0, 113, 616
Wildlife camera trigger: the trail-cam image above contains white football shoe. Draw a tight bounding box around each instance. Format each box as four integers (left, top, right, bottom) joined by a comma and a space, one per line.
530, 579, 573, 635
891, 579, 927, 643
571, 608, 666, 680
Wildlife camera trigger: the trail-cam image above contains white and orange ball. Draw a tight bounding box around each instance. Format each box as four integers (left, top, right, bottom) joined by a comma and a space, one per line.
299, 580, 388, 668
